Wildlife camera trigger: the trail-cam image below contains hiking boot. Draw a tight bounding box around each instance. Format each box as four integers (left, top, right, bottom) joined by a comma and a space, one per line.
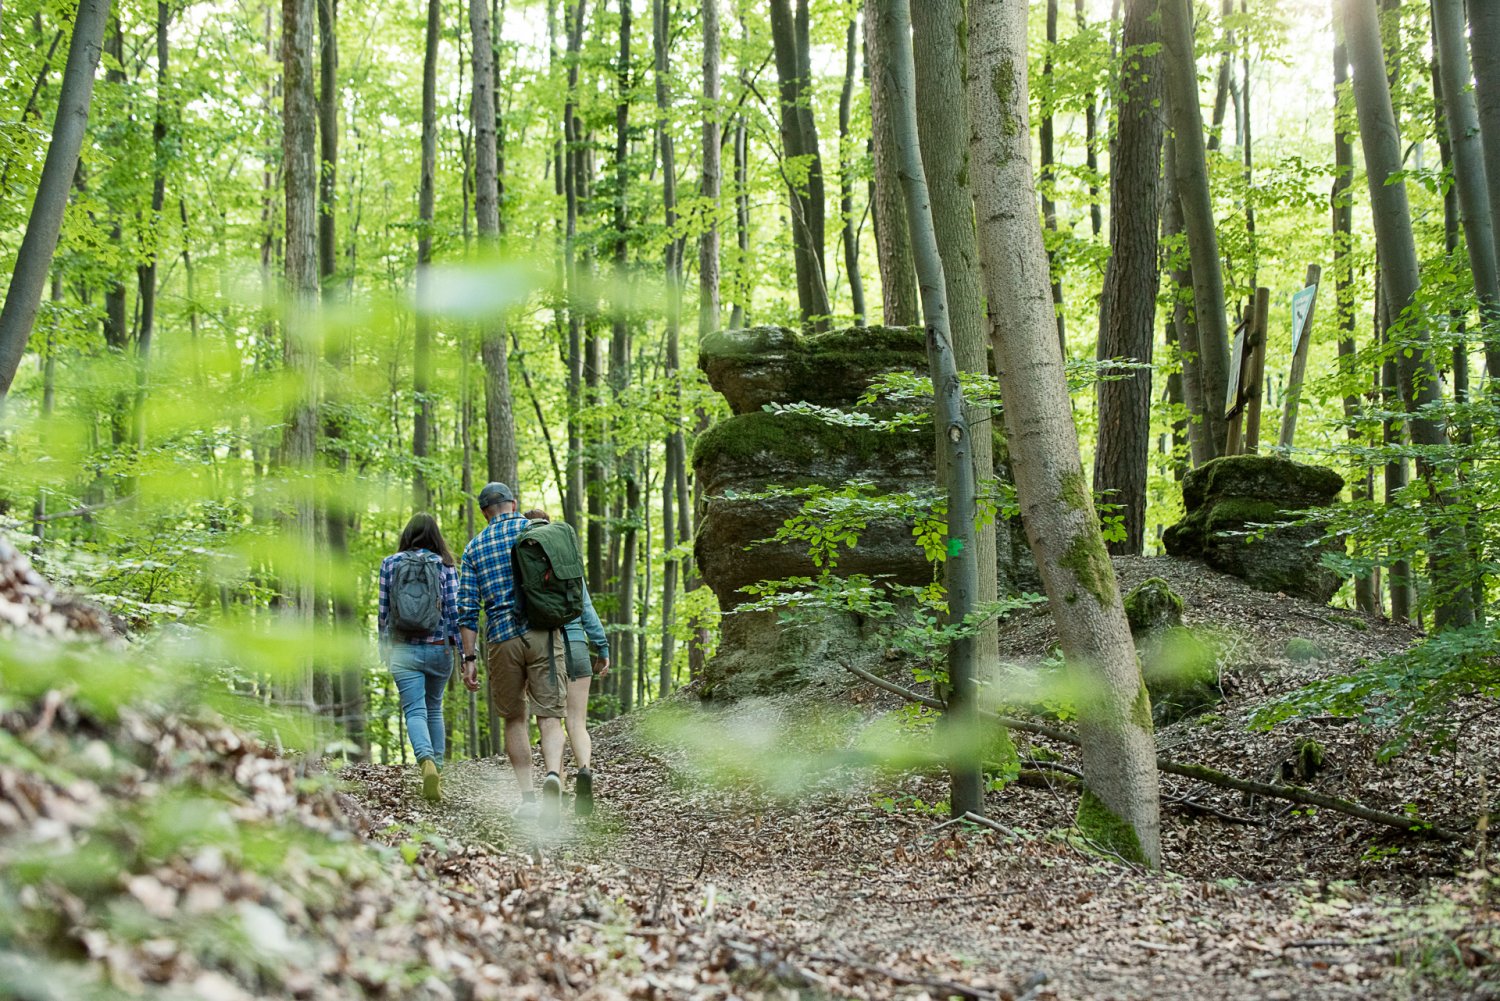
421, 759, 440, 802
540, 771, 562, 829
511, 795, 539, 821
574, 768, 594, 817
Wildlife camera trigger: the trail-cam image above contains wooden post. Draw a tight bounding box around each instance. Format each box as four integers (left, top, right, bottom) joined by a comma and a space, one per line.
1224, 312, 1251, 456
1244, 286, 1270, 453
1278, 265, 1321, 448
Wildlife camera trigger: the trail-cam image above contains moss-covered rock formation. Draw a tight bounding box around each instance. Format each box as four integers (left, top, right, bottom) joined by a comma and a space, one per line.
1162, 455, 1344, 603
698, 325, 928, 415
1123, 577, 1184, 634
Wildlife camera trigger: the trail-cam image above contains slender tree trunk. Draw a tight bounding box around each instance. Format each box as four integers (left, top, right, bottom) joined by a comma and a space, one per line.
1041, 0, 1066, 353
1163, 136, 1212, 467
1094, 0, 1163, 556
1208, 0, 1233, 153
1469, 1, 1500, 364
1079, 0, 1103, 239
655, 0, 682, 699
471, 0, 517, 486
1333, 26, 1378, 616
839, 15, 866, 324
968, 0, 1161, 867
700, 0, 721, 339
563, 0, 585, 527
1433, 0, 1500, 378
103, 18, 130, 453
284, 0, 321, 705
414, 0, 440, 508
1161, 0, 1231, 456
1344, 0, 1473, 629
132, 1, 169, 449
911, 0, 1000, 673
863, 2, 918, 326
317, 0, 338, 291
731, 113, 749, 329
1240, 0, 1256, 288
875, 0, 981, 818
768, 0, 830, 329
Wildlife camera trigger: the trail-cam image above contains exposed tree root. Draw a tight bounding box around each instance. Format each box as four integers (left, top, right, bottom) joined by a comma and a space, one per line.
842, 662, 1465, 842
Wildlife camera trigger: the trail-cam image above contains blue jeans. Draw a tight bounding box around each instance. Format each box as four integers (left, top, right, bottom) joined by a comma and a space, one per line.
390, 644, 453, 765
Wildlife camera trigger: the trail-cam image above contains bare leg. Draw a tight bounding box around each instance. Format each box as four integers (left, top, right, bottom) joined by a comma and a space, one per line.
538, 716, 565, 777
565, 676, 593, 771
503, 715, 532, 793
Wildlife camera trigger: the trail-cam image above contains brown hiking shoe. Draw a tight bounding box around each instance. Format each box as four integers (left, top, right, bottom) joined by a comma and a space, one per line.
421, 759, 440, 802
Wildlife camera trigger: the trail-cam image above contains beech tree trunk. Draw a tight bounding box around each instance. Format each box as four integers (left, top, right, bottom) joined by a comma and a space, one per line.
414, 0, 440, 507
863, 3, 918, 327
1161, 0, 1231, 456
968, 0, 1161, 866
655, 0, 683, 699
471, 0, 517, 487
1432, 0, 1500, 379
874, 0, 981, 819
839, 15, 866, 325
1094, 0, 1164, 556
910, 0, 1000, 671
1343, 0, 1473, 630
700, 0, 721, 339
1470, 0, 1500, 366
768, 0, 829, 329
132, 1, 169, 449
0, 0, 108, 407
317, 0, 338, 292
1041, 0, 1066, 353
1163, 135, 1213, 468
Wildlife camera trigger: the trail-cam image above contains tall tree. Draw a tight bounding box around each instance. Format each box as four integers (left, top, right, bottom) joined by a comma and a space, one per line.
838, 14, 866, 324
700, 0, 721, 339
968, 0, 1161, 866
1040, 0, 1066, 351
133, 1, 170, 449
768, 0, 830, 328
655, 0, 684, 698
414, 0, 441, 507
1432, 0, 1500, 379
611, 0, 636, 710
562, 0, 585, 527
910, 0, 1001, 671
1343, 0, 1473, 629
317, 0, 338, 290
471, 0, 517, 487
874, 0, 981, 819
0, 0, 109, 408
1093, 0, 1164, 555
863, 3, 917, 326
1161, 0, 1232, 455
1469, 0, 1500, 358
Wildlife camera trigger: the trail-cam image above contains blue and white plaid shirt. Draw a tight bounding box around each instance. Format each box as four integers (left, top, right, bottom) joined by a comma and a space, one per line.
458, 511, 530, 643
377, 550, 460, 646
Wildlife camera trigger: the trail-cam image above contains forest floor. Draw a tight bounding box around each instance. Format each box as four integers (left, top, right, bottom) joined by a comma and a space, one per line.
4, 546, 1500, 1000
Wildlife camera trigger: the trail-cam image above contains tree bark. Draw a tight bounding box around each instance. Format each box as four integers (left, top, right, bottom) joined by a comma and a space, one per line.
768, 0, 829, 329
863, 3, 918, 327
1078, 0, 1102, 238
317, 0, 338, 292
1160, 0, 1231, 456
0, 0, 107, 407
132, 1, 169, 450
471, 0, 517, 486
563, 0, 585, 527
875, 0, 981, 819
700, 0, 721, 339
1163, 135, 1213, 468
655, 0, 683, 699
1094, 0, 1164, 556
1432, 0, 1500, 379
414, 0, 440, 508
1343, 0, 1472, 629
910, 0, 1001, 672
968, 0, 1161, 866
1041, 0, 1066, 353
838, 15, 866, 325
1469, 0, 1500, 367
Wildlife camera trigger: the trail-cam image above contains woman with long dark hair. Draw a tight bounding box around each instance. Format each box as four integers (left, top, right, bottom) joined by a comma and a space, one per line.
378, 512, 459, 802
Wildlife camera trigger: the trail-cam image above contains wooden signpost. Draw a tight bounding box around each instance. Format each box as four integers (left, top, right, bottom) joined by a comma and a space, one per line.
1278, 264, 1322, 448
1224, 287, 1270, 456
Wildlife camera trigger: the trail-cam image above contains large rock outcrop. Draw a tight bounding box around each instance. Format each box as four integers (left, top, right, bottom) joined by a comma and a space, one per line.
1162, 455, 1344, 603
693, 325, 1034, 698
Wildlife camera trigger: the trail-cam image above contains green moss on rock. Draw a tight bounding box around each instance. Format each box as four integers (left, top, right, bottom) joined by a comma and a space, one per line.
1075, 788, 1148, 866
1284, 637, 1325, 663
692, 411, 922, 474
1123, 577, 1184, 634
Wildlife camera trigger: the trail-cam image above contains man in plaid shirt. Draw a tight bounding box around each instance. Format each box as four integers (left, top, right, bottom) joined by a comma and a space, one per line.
458, 481, 567, 826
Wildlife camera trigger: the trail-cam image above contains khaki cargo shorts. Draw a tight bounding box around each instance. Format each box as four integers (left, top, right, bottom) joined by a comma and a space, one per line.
486, 628, 566, 719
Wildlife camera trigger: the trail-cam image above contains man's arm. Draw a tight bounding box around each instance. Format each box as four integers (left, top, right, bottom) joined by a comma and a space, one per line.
457, 546, 482, 691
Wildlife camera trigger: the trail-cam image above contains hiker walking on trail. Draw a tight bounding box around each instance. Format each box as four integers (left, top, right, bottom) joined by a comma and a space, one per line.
524, 509, 610, 816
457, 482, 570, 828
378, 513, 459, 804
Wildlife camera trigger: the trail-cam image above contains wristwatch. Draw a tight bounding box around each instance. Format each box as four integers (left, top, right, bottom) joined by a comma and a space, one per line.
462, 653, 478, 663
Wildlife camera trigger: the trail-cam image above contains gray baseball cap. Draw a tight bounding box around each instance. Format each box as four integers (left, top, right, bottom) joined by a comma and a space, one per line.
477, 482, 516, 508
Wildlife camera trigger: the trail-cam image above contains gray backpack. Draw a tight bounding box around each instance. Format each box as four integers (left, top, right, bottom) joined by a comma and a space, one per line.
390, 552, 442, 638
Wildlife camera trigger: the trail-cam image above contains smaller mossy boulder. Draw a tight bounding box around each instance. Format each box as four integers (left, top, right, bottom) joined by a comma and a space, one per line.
1284, 637, 1326, 663
1138, 626, 1222, 724
1163, 455, 1344, 603
1123, 577, 1184, 635
698, 325, 927, 415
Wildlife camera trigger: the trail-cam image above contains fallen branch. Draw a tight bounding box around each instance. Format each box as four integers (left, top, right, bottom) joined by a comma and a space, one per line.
842, 663, 1465, 842
1163, 794, 1264, 827
931, 811, 1019, 838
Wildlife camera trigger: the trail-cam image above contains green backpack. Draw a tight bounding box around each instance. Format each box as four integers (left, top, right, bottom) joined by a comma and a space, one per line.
512, 521, 585, 630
